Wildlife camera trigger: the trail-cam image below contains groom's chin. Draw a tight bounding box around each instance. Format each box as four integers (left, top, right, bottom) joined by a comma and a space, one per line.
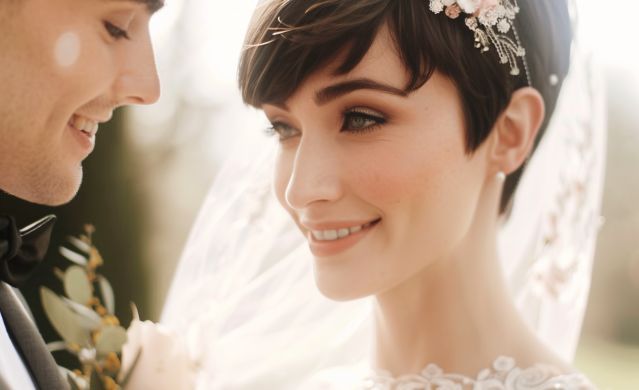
48, 167, 83, 206
23, 166, 83, 206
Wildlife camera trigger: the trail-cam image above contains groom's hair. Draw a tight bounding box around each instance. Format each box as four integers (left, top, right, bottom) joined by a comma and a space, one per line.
238, 0, 572, 215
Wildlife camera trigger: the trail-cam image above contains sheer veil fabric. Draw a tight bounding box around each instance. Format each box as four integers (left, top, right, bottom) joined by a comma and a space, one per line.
498, 46, 606, 362
159, 6, 606, 389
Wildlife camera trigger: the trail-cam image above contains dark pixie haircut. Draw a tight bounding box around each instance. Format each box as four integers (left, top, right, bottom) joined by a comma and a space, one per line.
238, 0, 572, 214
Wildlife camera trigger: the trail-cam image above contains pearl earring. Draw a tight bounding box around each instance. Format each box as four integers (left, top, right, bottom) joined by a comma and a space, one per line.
496, 171, 506, 182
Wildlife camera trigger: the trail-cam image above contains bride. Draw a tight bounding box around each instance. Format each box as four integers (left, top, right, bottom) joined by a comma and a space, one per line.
158, 0, 605, 388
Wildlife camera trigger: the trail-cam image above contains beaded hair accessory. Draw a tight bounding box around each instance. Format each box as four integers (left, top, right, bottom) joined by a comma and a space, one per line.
428, 0, 531, 85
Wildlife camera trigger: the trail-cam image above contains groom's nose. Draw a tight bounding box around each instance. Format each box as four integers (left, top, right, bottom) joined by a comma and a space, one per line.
113, 30, 161, 106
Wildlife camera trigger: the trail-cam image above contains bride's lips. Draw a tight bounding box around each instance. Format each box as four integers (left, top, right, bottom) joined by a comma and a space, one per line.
305, 218, 381, 257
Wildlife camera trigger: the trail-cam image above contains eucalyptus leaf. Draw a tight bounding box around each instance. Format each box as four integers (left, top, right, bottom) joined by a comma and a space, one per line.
98, 276, 115, 315
67, 235, 92, 254
40, 287, 91, 347
62, 297, 102, 330
59, 247, 88, 266
90, 368, 105, 390
96, 325, 128, 357
47, 341, 68, 353
64, 265, 93, 305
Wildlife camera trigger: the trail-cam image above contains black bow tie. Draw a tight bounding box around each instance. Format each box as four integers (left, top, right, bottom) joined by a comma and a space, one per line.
0, 215, 56, 287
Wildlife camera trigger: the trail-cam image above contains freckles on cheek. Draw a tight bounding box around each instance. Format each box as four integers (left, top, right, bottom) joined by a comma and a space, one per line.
54, 31, 81, 68
356, 157, 421, 206
357, 147, 462, 218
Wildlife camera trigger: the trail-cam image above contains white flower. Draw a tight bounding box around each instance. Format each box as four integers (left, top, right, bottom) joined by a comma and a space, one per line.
458, 0, 500, 14
429, 0, 445, 14
78, 348, 97, 365
119, 320, 197, 390
442, 0, 456, 6
497, 18, 511, 33
457, 0, 482, 13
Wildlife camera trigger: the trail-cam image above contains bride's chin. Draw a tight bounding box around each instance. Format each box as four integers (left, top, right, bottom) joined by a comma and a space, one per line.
313, 269, 375, 302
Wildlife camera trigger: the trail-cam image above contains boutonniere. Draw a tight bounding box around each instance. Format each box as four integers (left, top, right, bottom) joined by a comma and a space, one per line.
40, 225, 139, 390
40, 225, 196, 390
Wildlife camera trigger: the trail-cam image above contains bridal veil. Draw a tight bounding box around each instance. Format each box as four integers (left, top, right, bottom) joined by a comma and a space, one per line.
160, 3, 606, 388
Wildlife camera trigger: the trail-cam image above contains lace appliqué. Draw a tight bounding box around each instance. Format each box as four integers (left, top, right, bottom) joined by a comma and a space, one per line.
361, 356, 594, 390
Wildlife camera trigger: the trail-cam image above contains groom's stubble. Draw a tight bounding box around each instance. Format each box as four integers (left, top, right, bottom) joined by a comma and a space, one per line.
0, 0, 161, 206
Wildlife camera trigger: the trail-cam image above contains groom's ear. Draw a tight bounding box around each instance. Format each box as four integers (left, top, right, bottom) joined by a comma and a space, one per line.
488, 87, 545, 176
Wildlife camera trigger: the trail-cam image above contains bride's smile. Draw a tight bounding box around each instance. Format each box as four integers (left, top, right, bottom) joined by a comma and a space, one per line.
304, 218, 381, 257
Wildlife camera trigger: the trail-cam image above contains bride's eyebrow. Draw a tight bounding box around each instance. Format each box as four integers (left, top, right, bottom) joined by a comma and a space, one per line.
315, 78, 408, 106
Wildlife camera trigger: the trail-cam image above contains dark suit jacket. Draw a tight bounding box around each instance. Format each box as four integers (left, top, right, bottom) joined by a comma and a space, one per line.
0, 282, 68, 390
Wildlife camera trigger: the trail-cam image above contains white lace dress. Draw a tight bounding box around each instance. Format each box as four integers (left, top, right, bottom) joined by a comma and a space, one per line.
306, 356, 595, 390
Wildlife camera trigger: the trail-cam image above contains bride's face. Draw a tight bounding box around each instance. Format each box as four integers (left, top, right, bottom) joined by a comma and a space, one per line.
264, 26, 490, 300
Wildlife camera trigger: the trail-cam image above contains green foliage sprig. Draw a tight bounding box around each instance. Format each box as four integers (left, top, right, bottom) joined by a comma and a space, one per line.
40, 225, 140, 390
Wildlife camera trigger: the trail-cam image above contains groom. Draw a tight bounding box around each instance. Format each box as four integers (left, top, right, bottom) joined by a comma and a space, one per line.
0, 0, 162, 389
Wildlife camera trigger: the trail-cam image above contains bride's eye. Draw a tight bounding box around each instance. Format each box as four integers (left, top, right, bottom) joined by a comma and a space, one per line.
266, 121, 300, 142
342, 108, 387, 134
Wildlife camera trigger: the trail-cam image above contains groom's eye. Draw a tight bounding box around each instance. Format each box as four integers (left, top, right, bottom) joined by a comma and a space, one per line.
104, 21, 130, 40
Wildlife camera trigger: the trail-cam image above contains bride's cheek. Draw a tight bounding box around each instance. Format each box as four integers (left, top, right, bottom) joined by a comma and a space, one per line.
354, 149, 439, 206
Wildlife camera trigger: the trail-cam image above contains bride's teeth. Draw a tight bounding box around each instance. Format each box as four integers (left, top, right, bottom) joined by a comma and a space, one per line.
311, 221, 378, 242
324, 230, 338, 240
349, 225, 362, 234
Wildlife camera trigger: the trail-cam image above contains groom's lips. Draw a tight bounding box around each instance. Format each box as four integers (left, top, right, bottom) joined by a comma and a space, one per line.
68, 125, 94, 157
67, 115, 98, 157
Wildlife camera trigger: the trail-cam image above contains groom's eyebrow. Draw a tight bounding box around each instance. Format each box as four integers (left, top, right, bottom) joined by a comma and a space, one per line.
112, 0, 165, 13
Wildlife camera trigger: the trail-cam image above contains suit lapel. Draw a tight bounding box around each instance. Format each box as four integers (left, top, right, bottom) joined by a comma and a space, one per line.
0, 282, 68, 390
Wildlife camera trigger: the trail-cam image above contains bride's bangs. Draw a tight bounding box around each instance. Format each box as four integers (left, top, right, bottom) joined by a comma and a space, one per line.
238, 0, 511, 147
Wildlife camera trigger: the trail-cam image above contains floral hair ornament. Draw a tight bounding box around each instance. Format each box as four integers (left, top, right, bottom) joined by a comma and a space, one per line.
428, 0, 531, 85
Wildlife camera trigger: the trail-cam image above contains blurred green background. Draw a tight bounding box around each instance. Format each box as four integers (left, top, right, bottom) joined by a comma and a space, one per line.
571, 70, 639, 389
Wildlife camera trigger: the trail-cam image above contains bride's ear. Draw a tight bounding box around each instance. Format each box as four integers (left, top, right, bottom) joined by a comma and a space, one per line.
488, 87, 545, 176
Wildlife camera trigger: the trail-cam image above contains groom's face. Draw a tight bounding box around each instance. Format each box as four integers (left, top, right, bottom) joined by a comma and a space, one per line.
0, 0, 162, 206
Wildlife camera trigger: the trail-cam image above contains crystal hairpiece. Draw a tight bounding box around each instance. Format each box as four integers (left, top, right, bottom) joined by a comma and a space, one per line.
428, 0, 531, 85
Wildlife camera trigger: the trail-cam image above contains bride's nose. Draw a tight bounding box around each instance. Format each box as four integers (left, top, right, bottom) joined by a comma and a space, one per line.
285, 136, 343, 210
